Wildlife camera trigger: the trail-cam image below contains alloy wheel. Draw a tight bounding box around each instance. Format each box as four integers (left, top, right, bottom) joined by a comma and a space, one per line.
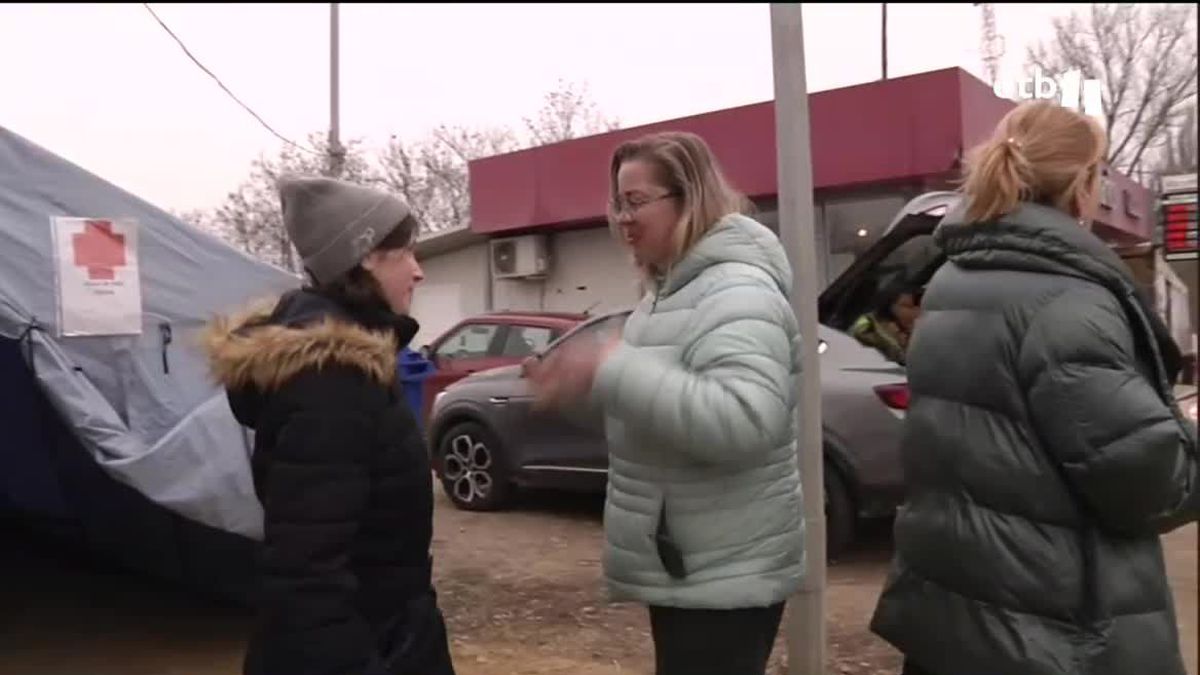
443, 433, 494, 505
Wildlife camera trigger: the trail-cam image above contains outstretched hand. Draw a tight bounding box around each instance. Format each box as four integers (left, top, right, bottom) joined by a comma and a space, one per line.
524, 328, 622, 411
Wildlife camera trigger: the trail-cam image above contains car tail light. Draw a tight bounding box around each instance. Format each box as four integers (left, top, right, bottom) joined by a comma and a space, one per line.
874, 383, 910, 410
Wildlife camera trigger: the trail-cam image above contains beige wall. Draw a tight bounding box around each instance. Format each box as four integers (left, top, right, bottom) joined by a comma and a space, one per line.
413, 226, 640, 347
494, 226, 643, 316
410, 242, 488, 348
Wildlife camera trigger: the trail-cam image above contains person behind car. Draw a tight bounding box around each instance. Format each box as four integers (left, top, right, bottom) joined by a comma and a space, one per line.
870, 100, 1200, 675
850, 278, 924, 364
204, 176, 456, 675
524, 131, 803, 675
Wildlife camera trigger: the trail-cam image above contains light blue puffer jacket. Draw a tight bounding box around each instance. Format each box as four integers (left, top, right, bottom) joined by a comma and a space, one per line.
591, 212, 805, 609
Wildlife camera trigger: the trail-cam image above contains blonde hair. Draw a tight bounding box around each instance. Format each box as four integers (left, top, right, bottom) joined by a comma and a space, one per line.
607, 131, 750, 271
961, 100, 1108, 223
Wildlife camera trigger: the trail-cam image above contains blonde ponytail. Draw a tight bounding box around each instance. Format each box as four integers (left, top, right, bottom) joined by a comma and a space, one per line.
960, 101, 1107, 224
963, 138, 1034, 223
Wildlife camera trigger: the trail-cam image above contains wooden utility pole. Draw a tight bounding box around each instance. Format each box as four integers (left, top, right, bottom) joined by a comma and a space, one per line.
770, 4, 826, 674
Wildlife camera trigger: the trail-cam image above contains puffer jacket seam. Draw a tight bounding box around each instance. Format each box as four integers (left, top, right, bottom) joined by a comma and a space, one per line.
618, 560, 803, 589
902, 564, 1083, 626
909, 557, 1174, 622
932, 488, 1081, 530
1013, 286, 1093, 389
608, 521, 799, 558
640, 489, 799, 514
909, 392, 1021, 436
680, 316, 788, 366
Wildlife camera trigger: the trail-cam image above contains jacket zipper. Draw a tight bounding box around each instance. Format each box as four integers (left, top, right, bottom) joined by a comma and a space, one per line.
651, 275, 665, 313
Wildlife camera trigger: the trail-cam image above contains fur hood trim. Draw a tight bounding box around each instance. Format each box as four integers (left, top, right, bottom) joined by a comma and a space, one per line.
202, 301, 397, 391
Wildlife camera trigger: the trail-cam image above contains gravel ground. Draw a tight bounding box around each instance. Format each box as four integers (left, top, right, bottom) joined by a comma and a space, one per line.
0, 487, 1194, 675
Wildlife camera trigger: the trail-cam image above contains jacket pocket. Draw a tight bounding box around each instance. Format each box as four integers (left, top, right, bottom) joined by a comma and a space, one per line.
655, 498, 688, 579
366, 590, 455, 675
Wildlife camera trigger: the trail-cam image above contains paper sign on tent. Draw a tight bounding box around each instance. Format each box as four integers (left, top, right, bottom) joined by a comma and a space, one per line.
51, 217, 143, 337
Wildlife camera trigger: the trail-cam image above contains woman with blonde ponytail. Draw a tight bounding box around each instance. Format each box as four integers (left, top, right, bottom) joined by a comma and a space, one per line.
870, 100, 1199, 675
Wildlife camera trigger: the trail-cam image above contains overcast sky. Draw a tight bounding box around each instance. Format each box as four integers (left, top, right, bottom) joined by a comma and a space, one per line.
2, 2, 1081, 213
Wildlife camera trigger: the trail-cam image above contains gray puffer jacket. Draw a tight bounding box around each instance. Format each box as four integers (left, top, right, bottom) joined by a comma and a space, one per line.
870, 202, 1199, 675
591, 213, 804, 610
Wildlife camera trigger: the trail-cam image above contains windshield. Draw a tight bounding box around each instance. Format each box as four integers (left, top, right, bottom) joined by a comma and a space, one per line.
542, 312, 630, 356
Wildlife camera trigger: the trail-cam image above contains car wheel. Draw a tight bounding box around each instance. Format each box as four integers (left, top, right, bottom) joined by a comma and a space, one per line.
438, 422, 514, 511
825, 466, 856, 560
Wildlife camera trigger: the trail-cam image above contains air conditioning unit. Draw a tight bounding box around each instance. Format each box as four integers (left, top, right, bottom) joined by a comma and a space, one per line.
491, 235, 550, 280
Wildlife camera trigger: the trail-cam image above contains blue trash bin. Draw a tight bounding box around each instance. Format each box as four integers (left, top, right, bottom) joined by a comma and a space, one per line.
397, 347, 436, 431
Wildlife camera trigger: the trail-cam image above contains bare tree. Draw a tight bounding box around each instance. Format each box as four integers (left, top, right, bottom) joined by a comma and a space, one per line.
377, 80, 619, 233
171, 207, 212, 230
522, 79, 621, 146
378, 125, 517, 233
205, 80, 619, 264
1158, 105, 1198, 176
1027, 3, 1198, 178
171, 207, 240, 247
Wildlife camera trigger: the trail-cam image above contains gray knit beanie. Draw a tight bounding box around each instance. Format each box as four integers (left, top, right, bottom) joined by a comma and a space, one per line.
277, 174, 413, 284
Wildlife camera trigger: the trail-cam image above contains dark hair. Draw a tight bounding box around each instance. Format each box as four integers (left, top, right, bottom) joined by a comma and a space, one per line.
873, 275, 923, 321
309, 214, 419, 311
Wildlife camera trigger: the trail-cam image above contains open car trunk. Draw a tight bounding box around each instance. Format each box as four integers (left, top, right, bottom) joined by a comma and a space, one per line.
818, 192, 961, 337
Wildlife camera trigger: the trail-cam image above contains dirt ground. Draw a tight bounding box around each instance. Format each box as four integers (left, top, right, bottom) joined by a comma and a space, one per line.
0, 487, 1195, 675
432, 489, 901, 675
434, 489, 1198, 675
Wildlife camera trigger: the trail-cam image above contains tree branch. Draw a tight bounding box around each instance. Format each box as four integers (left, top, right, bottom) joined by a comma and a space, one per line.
1028, 2, 1197, 176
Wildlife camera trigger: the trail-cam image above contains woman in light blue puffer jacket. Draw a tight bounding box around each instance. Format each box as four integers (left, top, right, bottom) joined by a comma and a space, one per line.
527, 131, 804, 675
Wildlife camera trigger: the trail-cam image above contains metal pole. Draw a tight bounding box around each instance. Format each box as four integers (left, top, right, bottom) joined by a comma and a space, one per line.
770, 4, 825, 675
881, 3, 888, 80
328, 2, 344, 177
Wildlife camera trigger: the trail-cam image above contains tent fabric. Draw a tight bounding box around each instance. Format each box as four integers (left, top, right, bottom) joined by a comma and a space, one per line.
0, 125, 299, 541
2, 337, 258, 602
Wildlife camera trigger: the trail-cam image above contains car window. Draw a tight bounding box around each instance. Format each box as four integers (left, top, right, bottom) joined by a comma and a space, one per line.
548, 314, 628, 354
436, 323, 501, 359
500, 325, 556, 358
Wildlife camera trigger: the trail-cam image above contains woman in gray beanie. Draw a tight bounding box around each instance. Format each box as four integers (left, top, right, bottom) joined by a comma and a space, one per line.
205, 175, 456, 675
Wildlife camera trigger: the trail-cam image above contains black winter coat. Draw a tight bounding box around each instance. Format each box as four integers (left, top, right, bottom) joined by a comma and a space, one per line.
205, 289, 455, 675
870, 202, 1200, 675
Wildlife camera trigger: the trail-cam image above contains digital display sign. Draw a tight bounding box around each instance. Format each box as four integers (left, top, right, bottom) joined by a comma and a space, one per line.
1163, 200, 1198, 255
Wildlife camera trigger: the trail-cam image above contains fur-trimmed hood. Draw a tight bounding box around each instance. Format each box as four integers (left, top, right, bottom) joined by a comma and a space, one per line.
203, 290, 418, 426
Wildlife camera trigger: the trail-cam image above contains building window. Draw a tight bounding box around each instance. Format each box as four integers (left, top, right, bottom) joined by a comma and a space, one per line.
823, 192, 909, 256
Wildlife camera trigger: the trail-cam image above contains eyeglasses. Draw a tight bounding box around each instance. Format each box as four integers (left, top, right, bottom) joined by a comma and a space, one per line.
610, 192, 678, 217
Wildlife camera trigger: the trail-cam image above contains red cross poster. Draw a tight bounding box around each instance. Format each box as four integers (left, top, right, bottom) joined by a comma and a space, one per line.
50, 217, 143, 337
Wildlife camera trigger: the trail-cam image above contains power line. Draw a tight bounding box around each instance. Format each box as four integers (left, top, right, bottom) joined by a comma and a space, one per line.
141, 3, 321, 156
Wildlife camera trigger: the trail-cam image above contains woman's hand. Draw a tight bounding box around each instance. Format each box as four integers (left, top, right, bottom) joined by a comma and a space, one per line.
525, 329, 621, 410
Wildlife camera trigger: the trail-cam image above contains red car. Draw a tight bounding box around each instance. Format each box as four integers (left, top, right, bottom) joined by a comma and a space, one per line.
418, 311, 589, 424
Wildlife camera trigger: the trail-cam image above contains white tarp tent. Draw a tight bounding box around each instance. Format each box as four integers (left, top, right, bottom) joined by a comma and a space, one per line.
0, 125, 298, 543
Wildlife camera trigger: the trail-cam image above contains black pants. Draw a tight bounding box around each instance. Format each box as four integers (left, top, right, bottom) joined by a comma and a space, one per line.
648, 603, 785, 675
900, 659, 937, 675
